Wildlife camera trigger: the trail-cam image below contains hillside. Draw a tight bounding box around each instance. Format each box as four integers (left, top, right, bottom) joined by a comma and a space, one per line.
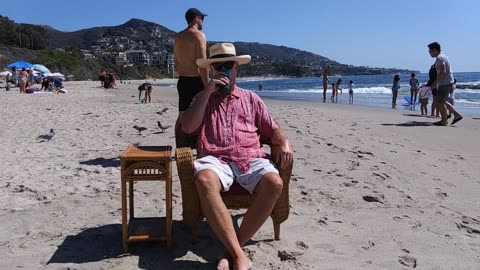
0, 15, 416, 79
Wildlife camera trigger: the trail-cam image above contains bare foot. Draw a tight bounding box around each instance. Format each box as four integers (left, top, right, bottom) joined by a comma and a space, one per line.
234, 255, 252, 270
217, 251, 230, 270
217, 257, 230, 270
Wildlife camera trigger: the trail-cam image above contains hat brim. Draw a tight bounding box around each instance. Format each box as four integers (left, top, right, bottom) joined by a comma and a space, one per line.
196, 55, 251, 69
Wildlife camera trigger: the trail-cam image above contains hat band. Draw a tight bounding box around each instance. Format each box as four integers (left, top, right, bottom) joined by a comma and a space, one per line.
210, 53, 236, 59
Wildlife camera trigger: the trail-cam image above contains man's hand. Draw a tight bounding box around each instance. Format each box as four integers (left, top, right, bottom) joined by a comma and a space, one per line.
205, 73, 229, 94
272, 141, 294, 169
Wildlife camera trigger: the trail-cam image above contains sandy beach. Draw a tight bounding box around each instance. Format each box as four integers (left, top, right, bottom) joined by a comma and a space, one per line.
1, 80, 479, 269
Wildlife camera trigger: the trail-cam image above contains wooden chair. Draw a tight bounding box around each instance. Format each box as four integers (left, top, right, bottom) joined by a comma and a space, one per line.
175, 143, 292, 242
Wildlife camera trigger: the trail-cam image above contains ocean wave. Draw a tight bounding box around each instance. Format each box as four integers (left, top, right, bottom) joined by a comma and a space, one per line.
455, 88, 480, 94
266, 86, 393, 94
454, 99, 480, 105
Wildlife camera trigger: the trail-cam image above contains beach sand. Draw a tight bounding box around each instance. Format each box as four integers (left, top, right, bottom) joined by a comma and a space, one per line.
1, 80, 479, 269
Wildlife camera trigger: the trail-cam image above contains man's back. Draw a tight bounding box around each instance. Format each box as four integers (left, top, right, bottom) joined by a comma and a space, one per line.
174, 28, 206, 77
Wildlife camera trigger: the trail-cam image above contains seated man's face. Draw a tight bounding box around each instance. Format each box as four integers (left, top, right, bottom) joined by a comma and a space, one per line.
211, 61, 238, 94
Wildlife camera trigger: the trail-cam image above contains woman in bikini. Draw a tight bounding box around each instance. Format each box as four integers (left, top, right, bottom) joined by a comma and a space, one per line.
18, 68, 28, 93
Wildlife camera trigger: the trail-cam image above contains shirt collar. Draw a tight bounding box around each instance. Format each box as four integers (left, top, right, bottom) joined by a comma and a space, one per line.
213, 84, 241, 99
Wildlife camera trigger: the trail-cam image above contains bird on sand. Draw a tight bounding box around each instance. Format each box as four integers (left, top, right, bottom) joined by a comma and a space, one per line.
157, 121, 171, 133
38, 129, 55, 141
133, 125, 147, 134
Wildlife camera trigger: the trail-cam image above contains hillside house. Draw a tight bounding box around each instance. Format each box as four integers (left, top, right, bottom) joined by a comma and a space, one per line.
126, 50, 150, 65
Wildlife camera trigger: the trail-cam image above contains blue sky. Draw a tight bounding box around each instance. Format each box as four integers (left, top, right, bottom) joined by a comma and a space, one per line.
2, 0, 479, 72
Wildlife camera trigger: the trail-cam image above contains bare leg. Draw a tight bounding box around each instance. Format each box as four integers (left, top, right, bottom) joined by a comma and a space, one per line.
194, 170, 250, 270
445, 102, 461, 119
236, 172, 283, 247
322, 85, 327, 103
437, 103, 448, 125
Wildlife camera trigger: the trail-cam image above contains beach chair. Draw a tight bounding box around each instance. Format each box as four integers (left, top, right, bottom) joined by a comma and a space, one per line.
175, 140, 292, 242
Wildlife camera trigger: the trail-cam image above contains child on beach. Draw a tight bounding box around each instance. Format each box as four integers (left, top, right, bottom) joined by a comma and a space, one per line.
418, 81, 432, 116
331, 79, 342, 103
348, 80, 354, 104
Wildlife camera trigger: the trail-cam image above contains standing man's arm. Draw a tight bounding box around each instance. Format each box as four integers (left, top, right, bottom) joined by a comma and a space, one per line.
196, 32, 209, 87
433, 61, 446, 89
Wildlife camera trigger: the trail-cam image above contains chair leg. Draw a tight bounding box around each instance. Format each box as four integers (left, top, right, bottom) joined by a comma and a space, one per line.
273, 220, 280, 241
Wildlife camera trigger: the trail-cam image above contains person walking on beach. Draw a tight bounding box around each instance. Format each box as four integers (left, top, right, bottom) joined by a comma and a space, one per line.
258, 82, 263, 91
348, 80, 355, 104
322, 69, 330, 102
391, 75, 400, 108
409, 73, 419, 110
428, 42, 463, 126
182, 42, 293, 270
174, 7, 209, 147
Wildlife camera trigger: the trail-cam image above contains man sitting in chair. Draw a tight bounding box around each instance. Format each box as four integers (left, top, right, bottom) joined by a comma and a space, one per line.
181, 43, 293, 270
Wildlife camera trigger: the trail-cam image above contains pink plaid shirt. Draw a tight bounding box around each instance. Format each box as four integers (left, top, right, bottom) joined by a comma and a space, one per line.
195, 85, 279, 173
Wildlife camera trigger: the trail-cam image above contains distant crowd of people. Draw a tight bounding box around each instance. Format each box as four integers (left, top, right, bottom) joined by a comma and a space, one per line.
5, 67, 63, 93
387, 42, 462, 126
318, 42, 462, 126
98, 69, 117, 89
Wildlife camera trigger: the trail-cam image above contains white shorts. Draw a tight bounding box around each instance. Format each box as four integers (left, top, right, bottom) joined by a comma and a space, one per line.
194, 155, 279, 194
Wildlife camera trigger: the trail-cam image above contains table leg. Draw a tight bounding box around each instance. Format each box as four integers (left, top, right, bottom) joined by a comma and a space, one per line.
166, 175, 172, 248
129, 180, 134, 218
121, 162, 128, 252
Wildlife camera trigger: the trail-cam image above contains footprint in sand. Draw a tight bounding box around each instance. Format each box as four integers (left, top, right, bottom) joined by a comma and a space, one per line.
347, 160, 360, 171
362, 195, 384, 203
456, 216, 480, 235
398, 254, 417, 268
434, 188, 448, 199
373, 172, 391, 181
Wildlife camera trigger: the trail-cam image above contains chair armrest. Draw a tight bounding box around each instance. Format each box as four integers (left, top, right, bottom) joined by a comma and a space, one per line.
175, 147, 200, 222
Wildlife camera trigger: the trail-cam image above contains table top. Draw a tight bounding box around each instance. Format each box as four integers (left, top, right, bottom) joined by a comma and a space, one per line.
120, 145, 172, 160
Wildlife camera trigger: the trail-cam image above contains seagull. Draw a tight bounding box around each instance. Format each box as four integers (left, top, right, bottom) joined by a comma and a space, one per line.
38, 129, 55, 141
157, 121, 171, 133
133, 125, 147, 134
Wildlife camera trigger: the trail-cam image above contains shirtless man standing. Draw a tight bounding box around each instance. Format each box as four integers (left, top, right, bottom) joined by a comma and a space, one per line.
174, 8, 209, 147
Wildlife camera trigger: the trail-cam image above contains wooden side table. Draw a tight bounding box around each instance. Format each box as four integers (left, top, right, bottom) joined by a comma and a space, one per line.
119, 145, 172, 252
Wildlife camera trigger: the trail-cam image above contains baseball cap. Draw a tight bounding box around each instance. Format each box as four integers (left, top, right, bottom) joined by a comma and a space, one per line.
185, 8, 207, 21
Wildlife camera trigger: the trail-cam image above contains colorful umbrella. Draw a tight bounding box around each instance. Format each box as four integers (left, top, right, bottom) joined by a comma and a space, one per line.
0, 71, 12, 77
6, 61, 33, 69
32, 64, 51, 73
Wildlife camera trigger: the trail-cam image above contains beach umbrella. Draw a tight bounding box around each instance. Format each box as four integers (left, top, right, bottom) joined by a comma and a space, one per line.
6, 61, 33, 69
0, 71, 12, 77
42, 72, 53, 77
32, 64, 51, 73
50, 72, 65, 77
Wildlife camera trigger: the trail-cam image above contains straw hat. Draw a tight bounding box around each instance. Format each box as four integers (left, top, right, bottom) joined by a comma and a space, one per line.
196, 43, 251, 68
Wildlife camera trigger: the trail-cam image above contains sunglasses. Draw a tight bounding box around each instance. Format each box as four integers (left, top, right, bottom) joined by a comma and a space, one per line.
198, 15, 205, 21
212, 61, 235, 71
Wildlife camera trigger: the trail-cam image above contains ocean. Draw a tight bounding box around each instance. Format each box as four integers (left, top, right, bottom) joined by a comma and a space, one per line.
237, 72, 480, 116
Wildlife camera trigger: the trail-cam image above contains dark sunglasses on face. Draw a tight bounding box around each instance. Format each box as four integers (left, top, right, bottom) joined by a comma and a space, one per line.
198, 15, 204, 21
212, 61, 235, 71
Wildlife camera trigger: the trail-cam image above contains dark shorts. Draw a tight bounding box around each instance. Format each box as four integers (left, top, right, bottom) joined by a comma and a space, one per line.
420, 98, 429, 106
99, 75, 105, 82
435, 84, 453, 104
177, 76, 204, 111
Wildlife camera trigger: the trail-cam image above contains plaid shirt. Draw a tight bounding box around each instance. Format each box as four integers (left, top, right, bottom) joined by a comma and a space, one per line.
195, 85, 278, 173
